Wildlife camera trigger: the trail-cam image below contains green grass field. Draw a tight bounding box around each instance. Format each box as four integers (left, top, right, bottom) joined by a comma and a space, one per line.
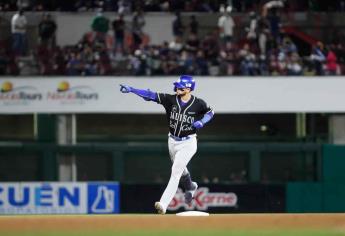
1, 214, 345, 236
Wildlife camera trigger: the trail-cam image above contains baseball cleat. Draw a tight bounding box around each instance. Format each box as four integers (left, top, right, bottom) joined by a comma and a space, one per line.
154, 201, 166, 214
185, 182, 198, 205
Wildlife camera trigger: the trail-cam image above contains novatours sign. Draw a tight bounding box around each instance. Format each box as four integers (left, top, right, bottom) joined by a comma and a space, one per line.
0, 81, 42, 105
47, 81, 99, 104
0, 182, 119, 214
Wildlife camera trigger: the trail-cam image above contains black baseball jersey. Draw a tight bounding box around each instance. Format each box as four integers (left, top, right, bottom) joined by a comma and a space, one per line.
156, 93, 213, 137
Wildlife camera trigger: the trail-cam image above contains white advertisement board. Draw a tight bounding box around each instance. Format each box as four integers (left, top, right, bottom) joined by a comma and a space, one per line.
1, 77, 345, 114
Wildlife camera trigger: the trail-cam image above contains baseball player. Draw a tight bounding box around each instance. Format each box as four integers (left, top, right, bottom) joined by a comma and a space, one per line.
119, 75, 214, 214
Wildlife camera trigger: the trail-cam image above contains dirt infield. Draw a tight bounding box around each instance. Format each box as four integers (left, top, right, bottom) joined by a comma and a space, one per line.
1, 214, 345, 232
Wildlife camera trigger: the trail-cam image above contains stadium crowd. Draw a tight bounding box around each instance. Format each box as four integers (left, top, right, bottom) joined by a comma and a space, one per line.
1, 0, 345, 12
1, 0, 345, 76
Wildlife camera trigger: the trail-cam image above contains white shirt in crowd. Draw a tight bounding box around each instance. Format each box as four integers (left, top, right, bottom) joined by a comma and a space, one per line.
11, 13, 27, 34
218, 14, 235, 37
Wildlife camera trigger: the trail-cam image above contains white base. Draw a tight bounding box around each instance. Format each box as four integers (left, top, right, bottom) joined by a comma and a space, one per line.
176, 211, 209, 216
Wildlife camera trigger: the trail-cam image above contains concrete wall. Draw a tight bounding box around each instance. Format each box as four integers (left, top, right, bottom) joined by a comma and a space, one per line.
1, 12, 345, 48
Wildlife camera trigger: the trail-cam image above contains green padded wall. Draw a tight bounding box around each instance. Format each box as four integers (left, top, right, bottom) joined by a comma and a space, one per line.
322, 145, 345, 182
286, 182, 322, 213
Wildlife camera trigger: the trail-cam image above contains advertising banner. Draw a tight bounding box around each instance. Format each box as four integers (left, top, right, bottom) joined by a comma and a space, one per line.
120, 184, 285, 213
0, 182, 120, 214
1, 77, 345, 114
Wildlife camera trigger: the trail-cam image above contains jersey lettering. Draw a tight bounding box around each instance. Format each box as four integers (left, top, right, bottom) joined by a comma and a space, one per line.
170, 112, 195, 124
157, 93, 212, 138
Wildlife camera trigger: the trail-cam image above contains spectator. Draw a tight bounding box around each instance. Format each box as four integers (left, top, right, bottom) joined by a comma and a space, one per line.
239, 43, 257, 75
257, 16, 270, 56
195, 50, 208, 75
277, 46, 288, 75
169, 36, 183, 52
11, 9, 27, 56
98, 48, 112, 75
129, 49, 147, 75
258, 55, 269, 75
202, 31, 219, 61
172, 11, 184, 40
246, 11, 258, 48
52, 46, 66, 75
17, 0, 30, 10
261, 1, 285, 50
38, 13, 57, 48
36, 44, 53, 75
147, 46, 163, 75
310, 41, 326, 75
219, 49, 235, 75
262, 0, 285, 17
286, 52, 302, 75
267, 8, 281, 48
117, 0, 132, 14
269, 54, 279, 75
163, 50, 180, 75
112, 13, 126, 54
180, 50, 194, 74
91, 11, 109, 46
185, 33, 200, 53
326, 48, 338, 75
80, 44, 97, 75
282, 37, 298, 54
189, 15, 198, 35
66, 52, 84, 75
218, 5, 235, 49
131, 10, 145, 51
93, 0, 105, 12
159, 41, 170, 56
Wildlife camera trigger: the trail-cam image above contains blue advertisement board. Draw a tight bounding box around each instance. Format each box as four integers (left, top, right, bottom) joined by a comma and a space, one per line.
87, 183, 120, 214
0, 182, 120, 214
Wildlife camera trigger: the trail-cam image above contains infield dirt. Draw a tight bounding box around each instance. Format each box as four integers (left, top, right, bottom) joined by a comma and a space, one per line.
0, 214, 345, 232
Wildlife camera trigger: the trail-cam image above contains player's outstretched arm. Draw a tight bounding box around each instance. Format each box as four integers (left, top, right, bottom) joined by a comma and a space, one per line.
193, 110, 215, 129
119, 84, 157, 102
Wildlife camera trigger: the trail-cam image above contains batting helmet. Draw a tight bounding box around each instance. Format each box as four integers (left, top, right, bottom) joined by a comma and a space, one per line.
173, 75, 195, 91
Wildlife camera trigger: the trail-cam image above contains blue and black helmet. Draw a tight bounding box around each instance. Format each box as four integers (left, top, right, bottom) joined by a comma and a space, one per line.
173, 75, 195, 91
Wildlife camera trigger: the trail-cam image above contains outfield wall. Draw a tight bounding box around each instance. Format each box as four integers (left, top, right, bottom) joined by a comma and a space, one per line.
2, 142, 345, 215
0, 182, 285, 214
286, 145, 345, 213
2, 181, 345, 214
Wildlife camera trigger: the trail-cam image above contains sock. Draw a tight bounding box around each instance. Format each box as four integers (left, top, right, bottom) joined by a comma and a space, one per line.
179, 173, 193, 191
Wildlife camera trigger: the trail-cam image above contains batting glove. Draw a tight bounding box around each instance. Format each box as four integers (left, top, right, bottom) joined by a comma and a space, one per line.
193, 120, 204, 129
120, 84, 132, 93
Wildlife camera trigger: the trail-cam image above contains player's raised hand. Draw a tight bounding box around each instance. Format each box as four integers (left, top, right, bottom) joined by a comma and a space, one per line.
120, 84, 132, 93
193, 120, 204, 129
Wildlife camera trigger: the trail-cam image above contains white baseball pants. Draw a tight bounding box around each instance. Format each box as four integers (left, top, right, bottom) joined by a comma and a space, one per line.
159, 135, 197, 211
